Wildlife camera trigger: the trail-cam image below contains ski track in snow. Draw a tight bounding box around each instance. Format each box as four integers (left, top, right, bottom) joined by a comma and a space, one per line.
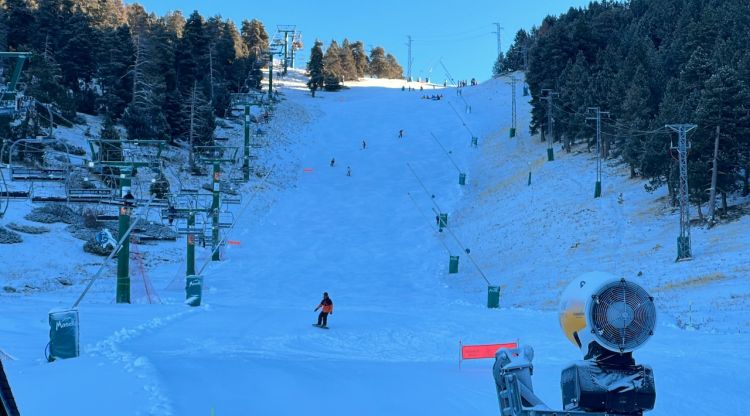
86, 308, 200, 416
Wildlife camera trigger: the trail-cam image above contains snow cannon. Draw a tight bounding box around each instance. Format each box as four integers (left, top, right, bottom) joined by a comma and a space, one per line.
492, 272, 657, 416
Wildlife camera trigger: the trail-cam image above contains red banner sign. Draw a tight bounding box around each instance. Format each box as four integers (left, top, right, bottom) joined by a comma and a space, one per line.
461, 342, 518, 360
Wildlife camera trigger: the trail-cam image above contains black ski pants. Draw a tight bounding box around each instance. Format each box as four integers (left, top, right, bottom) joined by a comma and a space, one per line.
317, 312, 329, 327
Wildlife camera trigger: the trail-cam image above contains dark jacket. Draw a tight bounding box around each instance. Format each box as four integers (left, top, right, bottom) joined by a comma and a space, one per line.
318, 297, 333, 313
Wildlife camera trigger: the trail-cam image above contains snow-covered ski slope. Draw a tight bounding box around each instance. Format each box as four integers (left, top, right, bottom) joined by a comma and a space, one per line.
3, 70, 750, 415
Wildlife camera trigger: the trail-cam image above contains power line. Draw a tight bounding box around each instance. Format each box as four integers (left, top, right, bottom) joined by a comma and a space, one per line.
410, 24, 492, 42
412, 32, 493, 44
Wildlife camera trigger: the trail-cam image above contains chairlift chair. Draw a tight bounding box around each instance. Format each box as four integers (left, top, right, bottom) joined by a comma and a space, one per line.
67, 187, 114, 203
222, 194, 241, 205
218, 211, 234, 229
177, 213, 208, 236
30, 181, 68, 203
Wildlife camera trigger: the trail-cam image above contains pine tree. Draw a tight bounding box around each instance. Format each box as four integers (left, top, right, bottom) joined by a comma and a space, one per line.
177, 11, 210, 95
492, 52, 506, 77
0, 8, 7, 51
96, 24, 134, 119
368, 46, 388, 78
385, 54, 404, 79
306, 40, 324, 96
240, 19, 269, 91
557, 51, 593, 152
32, 0, 64, 53
620, 66, 653, 175
322, 40, 342, 91
503, 29, 531, 71
59, 6, 97, 113
122, 34, 168, 140
5, 0, 35, 50
339, 39, 356, 81
184, 80, 215, 165
350, 41, 368, 78
694, 66, 750, 209
26, 45, 76, 119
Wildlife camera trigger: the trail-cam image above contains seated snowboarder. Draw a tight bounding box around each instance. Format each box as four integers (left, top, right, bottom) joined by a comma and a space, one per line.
314, 292, 334, 328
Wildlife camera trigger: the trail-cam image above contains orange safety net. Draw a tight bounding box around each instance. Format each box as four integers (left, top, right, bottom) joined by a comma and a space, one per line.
461, 342, 518, 360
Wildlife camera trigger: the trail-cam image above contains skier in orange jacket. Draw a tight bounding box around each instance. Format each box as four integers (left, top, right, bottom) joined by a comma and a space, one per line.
314, 292, 334, 328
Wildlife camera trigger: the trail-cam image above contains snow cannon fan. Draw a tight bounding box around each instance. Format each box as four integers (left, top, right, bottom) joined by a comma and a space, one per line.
557, 272, 657, 415
558, 271, 656, 354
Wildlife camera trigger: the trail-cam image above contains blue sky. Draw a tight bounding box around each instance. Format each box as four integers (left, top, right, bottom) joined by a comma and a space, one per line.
129, 0, 593, 82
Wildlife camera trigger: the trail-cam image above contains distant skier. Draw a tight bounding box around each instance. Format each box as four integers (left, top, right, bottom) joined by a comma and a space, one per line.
362, 140, 367, 150
314, 292, 334, 328
346, 166, 352, 177
330, 158, 336, 167
398, 129, 404, 138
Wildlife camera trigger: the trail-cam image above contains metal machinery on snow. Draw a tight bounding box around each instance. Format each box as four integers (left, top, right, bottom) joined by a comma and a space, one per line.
494, 272, 657, 416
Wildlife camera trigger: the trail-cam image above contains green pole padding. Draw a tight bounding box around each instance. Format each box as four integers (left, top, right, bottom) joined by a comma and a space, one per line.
449, 256, 459, 274
243, 105, 250, 181
487, 286, 501, 309
510, 127, 516, 138
594, 181, 602, 198
187, 212, 195, 276
48, 308, 79, 361
116, 171, 132, 304
458, 173, 466, 186
185, 275, 203, 307
116, 207, 131, 303
547, 147, 555, 162
438, 213, 448, 231
212, 162, 221, 261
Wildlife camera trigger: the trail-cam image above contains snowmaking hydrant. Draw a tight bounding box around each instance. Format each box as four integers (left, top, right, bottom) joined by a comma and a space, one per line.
493, 272, 657, 416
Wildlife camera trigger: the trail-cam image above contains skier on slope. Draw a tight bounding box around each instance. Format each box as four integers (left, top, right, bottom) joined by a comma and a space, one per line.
330, 158, 336, 167
314, 292, 334, 328
362, 140, 367, 149
398, 129, 404, 138
346, 166, 352, 177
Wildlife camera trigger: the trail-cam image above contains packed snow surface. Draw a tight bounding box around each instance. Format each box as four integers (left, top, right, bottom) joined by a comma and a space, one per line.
2, 71, 750, 415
